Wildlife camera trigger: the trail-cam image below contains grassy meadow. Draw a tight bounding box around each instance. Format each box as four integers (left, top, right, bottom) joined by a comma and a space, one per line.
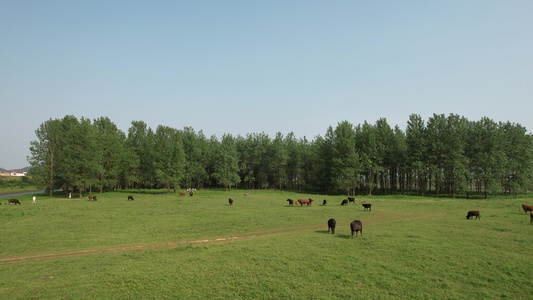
1, 190, 532, 299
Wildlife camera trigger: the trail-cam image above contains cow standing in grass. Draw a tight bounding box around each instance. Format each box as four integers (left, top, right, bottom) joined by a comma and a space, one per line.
229, 198, 233, 205
127, 195, 134, 201
328, 219, 336, 234
530, 211, 532, 225
362, 203, 371, 211
323, 199, 327, 206
348, 197, 355, 204
8, 199, 21, 205
298, 199, 313, 207
341, 199, 348, 206
287, 199, 294, 207
466, 211, 480, 220
350, 220, 363, 238
521, 204, 533, 214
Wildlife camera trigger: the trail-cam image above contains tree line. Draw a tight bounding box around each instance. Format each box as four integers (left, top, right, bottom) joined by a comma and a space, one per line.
28, 114, 533, 198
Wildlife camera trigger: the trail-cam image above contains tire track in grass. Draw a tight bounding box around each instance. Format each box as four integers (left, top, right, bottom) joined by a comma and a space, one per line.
0, 209, 460, 265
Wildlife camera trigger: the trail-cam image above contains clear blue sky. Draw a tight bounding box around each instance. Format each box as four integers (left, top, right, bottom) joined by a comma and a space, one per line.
1, 1, 532, 170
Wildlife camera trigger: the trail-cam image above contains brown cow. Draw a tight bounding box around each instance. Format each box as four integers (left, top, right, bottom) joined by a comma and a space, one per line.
92, 196, 97, 201
521, 204, 533, 214
350, 220, 363, 238
127, 195, 134, 201
87, 195, 93, 200
466, 211, 480, 220
244, 193, 249, 196
298, 199, 313, 206
348, 197, 355, 204
530, 211, 533, 225
8, 199, 21, 205
179, 192, 186, 197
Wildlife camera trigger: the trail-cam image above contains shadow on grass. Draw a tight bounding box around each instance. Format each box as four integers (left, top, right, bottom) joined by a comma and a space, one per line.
315, 230, 330, 234
333, 234, 353, 239
316, 231, 353, 239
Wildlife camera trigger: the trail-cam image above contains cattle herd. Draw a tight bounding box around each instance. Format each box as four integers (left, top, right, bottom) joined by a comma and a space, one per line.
4, 194, 533, 234
281, 197, 533, 238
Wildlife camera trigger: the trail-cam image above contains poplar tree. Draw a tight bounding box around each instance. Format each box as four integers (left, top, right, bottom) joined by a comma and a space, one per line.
153, 125, 186, 194
406, 114, 427, 195
28, 118, 62, 196
270, 132, 288, 190
93, 117, 123, 193
212, 134, 241, 190
331, 121, 360, 195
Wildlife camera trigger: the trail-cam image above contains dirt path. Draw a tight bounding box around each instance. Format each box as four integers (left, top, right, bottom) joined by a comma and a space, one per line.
0, 210, 460, 265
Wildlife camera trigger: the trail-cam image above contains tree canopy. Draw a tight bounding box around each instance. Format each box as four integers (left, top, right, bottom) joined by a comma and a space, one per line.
28, 114, 533, 197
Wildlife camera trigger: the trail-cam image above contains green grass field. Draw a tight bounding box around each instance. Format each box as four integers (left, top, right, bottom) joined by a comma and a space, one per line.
1, 190, 532, 299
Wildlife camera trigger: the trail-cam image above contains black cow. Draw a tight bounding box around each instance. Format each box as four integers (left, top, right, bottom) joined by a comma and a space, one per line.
466, 211, 480, 220
287, 199, 294, 207
127, 195, 134, 201
350, 220, 363, 238
530, 211, 532, 225
229, 198, 233, 205
328, 219, 336, 234
348, 197, 355, 204
323, 199, 327, 206
341, 199, 348, 206
9, 199, 21, 205
362, 203, 371, 211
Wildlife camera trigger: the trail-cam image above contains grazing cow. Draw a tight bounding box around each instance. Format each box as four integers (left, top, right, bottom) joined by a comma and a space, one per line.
362, 203, 372, 211
348, 197, 355, 204
92, 196, 97, 201
328, 219, 336, 234
298, 199, 313, 206
323, 199, 327, 206
287, 199, 294, 207
341, 199, 348, 206
9, 199, 21, 205
127, 195, 134, 201
244, 193, 249, 196
229, 198, 233, 205
87, 195, 93, 201
521, 204, 533, 214
530, 211, 533, 225
179, 192, 186, 197
350, 220, 363, 238
466, 211, 480, 220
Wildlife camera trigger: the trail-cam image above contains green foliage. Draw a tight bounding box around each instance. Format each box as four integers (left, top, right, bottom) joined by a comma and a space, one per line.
0, 176, 37, 193
1, 190, 532, 299
28, 114, 533, 197
212, 134, 241, 190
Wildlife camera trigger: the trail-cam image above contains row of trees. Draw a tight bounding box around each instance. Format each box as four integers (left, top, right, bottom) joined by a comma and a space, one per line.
28, 114, 533, 198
